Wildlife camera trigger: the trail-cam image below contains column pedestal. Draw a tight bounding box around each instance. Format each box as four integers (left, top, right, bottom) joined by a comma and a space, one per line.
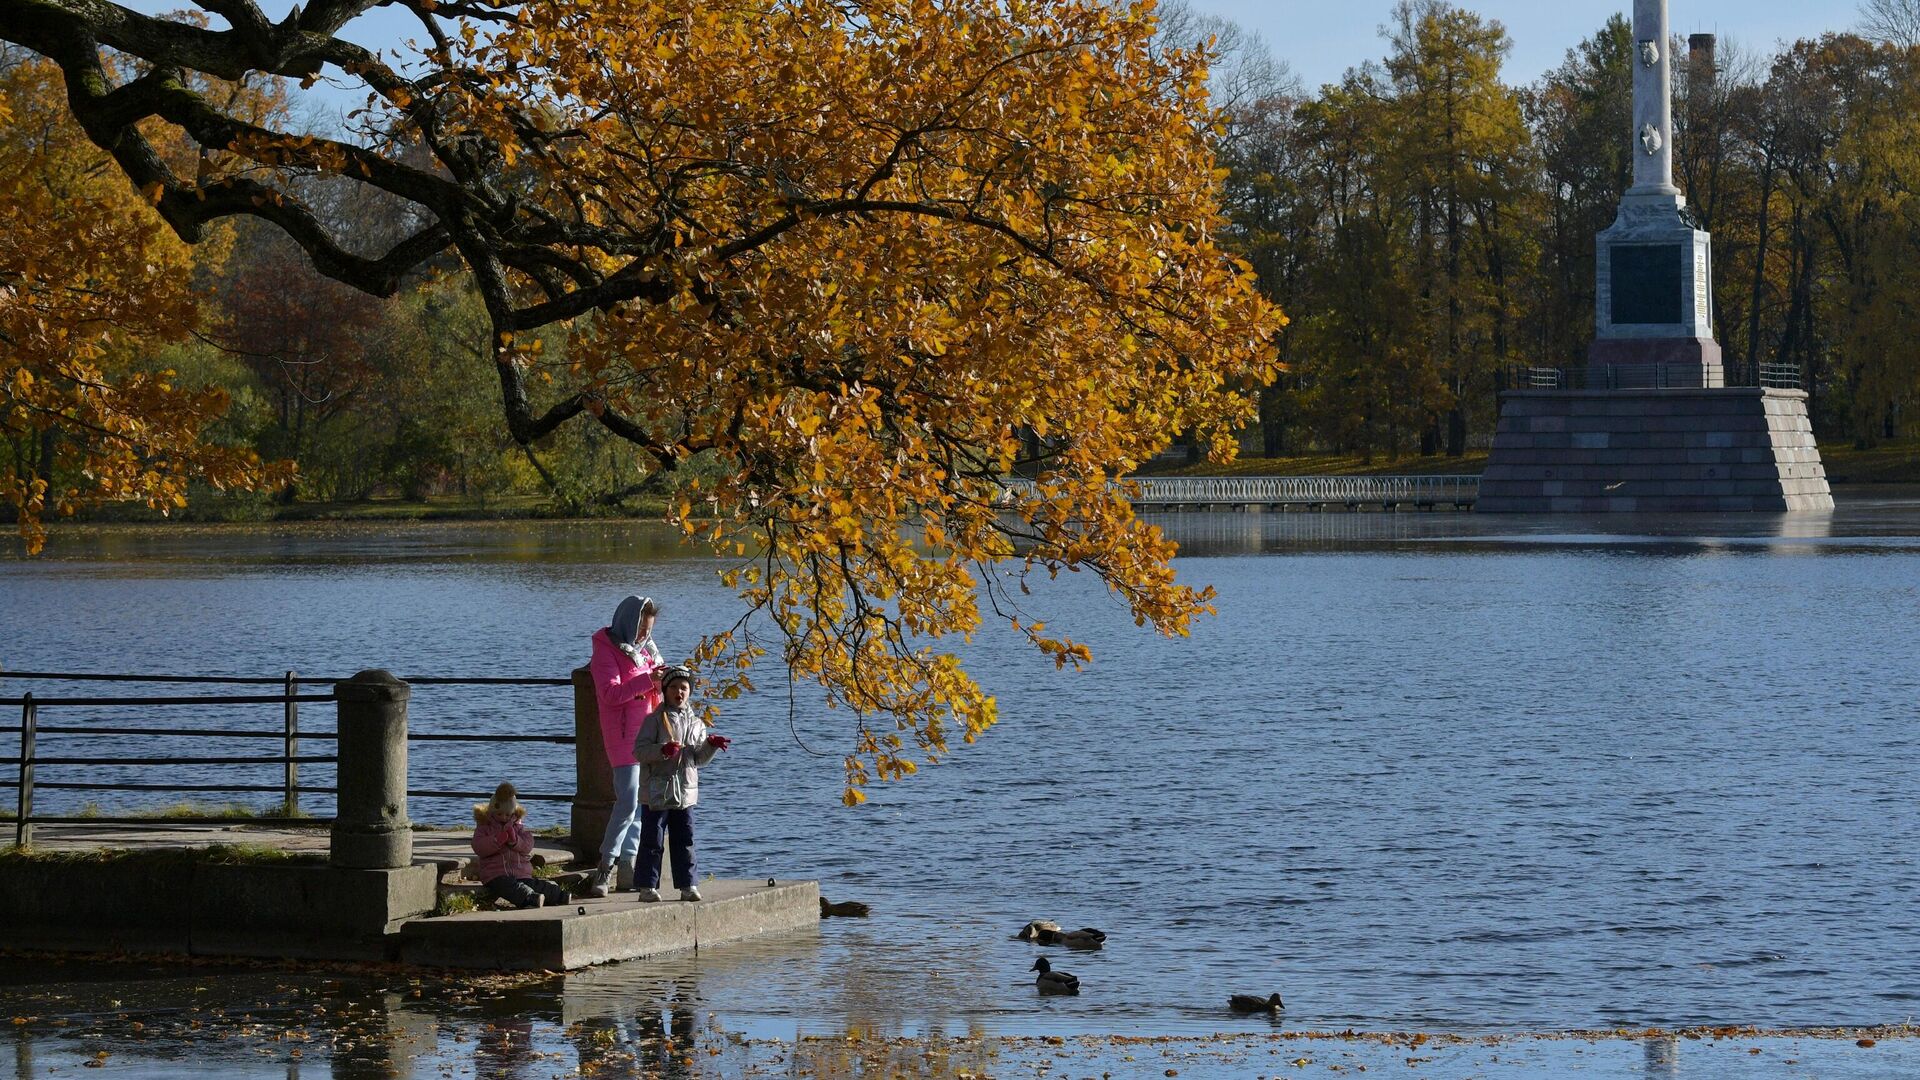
1479, 388, 1832, 513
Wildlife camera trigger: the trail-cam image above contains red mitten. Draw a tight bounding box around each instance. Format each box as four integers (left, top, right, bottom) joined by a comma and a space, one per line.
661, 741, 681, 759
708, 734, 732, 751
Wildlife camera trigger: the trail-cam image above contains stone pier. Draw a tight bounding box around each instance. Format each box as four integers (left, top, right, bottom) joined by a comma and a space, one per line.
1479, 387, 1831, 512
398, 879, 821, 971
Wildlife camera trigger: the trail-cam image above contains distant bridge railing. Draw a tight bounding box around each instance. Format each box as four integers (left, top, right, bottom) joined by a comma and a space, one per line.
1002, 475, 1480, 509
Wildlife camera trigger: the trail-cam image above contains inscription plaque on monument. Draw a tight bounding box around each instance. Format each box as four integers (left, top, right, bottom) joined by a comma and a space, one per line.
1611, 244, 1683, 325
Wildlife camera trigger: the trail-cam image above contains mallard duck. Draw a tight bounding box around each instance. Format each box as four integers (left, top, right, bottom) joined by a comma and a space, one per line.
1030, 957, 1079, 995
1229, 993, 1284, 1013
1016, 920, 1061, 941
819, 897, 871, 918
1038, 926, 1107, 950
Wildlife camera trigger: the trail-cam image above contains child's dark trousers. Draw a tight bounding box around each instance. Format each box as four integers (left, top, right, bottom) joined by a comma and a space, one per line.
636, 806, 695, 890
484, 875, 569, 909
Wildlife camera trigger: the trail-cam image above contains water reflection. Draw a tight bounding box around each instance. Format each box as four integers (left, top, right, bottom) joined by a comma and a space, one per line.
566, 986, 702, 1080
327, 990, 437, 1080
22, 491, 1920, 567
1143, 505, 1859, 556
4, 957, 1919, 1077
1644, 1033, 1679, 1076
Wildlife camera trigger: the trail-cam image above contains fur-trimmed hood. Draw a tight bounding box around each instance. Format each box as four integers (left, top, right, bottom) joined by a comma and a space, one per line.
474, 803, 527, 825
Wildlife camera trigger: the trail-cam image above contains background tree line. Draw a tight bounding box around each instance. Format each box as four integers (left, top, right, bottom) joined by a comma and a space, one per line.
1215, 0, 1920, 460
1, 39, 664, 521
7, 0, 1919, 531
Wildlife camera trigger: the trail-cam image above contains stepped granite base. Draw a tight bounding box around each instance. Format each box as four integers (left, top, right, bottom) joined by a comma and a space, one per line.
1479, 387, 1832, 513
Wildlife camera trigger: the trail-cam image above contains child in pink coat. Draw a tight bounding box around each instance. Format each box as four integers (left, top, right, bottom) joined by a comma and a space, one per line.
471, 783, 567, 909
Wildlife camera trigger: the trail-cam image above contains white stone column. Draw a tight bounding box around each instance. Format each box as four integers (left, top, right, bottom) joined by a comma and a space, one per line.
1631, 0, 1680, 196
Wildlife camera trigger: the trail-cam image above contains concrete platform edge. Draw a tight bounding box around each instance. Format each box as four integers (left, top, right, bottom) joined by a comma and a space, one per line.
397, 880, 820, 971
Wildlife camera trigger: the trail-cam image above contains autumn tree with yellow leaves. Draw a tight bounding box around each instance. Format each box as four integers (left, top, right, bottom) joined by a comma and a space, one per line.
0, 1, 1284, 797
0, 49, 287, 554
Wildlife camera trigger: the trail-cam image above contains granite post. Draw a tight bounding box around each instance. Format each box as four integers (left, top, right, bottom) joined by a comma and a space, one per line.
331, 670, 412, 869
570, 666, 611, 862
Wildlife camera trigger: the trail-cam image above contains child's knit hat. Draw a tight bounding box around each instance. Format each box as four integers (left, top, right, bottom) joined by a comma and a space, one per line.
657, 664, 693, 692
487, 782, 520, 818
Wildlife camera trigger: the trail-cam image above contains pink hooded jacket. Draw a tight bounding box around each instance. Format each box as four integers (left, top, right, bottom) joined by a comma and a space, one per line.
589, 627, 662, 768
470, 804, 534, 881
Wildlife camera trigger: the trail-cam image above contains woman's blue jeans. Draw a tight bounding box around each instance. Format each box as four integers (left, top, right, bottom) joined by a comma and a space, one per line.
598, 765, 644, 862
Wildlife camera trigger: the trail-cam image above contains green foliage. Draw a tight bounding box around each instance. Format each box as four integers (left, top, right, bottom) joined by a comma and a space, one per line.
16, 5, 1920, 515
1219, 10, 1920, 457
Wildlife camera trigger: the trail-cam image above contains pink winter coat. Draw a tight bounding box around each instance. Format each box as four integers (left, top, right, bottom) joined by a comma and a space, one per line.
470, 805, 534, 881
589, 627, 662, 768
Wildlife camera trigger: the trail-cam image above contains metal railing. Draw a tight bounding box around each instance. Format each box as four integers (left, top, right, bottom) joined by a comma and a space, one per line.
1506, 361, 1806, 391
2, 671, 577, 847
1505, 363, 1726, 390
1756, 361, 1805, 390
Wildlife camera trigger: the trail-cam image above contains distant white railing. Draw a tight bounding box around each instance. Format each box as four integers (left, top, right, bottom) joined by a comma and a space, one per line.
1001, 475, 1481, 509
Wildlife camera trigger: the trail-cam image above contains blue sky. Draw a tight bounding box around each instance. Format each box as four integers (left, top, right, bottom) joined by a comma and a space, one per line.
1201, 1, 1866, 88
117, 1, 1867, 96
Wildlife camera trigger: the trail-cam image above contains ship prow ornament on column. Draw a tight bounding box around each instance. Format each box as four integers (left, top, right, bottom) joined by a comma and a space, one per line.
1478, 0, 1832, 513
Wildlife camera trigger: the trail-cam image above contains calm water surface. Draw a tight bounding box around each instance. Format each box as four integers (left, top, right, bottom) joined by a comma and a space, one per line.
3, 495, 1919, 1047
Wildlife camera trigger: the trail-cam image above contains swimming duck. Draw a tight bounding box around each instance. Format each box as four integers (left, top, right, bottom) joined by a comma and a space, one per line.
1038, 926, 1107, 950
1030, 957, 1080, 996
1016, 920, 1062, 941
819, 897, 871, 918
1229, 993, 1284, 1013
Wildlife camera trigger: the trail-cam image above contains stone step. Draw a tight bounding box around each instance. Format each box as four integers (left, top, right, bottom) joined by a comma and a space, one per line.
397, 878, 819, 970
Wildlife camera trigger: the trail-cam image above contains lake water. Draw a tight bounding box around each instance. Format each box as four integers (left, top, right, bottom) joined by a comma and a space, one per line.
3, 495, 1919, 1046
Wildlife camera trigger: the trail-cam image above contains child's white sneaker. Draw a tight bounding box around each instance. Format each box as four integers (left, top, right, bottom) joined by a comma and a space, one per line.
680, 886, 703, 902
636, 887, 661, 902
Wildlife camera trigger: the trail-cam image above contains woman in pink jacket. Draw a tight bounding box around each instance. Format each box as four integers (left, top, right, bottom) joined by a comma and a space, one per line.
585, 594, 664, 897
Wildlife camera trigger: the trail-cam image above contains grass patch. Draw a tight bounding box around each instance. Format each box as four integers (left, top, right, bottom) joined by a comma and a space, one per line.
1139, 437, 1920, 485
435, 892, 479, 917
0, 843, 324, 867
65, 799, 312, 822
1820, 438, 1920, 484
45, 799, 326, 822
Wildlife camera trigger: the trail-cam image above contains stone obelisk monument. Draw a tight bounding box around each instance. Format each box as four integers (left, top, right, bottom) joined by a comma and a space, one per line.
1589, 0, 1721, 386
1478, 0, 1831, 512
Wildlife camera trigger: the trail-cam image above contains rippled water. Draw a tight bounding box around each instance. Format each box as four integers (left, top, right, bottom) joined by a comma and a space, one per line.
4, 496, 1920, 1039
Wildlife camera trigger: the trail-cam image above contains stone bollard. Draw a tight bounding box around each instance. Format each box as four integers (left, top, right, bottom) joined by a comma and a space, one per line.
331, 670, 413, 869
571, 667, 611, 862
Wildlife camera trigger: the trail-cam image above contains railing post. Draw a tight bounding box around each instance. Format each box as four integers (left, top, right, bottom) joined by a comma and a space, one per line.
284, 670, 298, 816
330, 670, 412, 869
16, 693, 33, 849
571, 667, 612, 862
